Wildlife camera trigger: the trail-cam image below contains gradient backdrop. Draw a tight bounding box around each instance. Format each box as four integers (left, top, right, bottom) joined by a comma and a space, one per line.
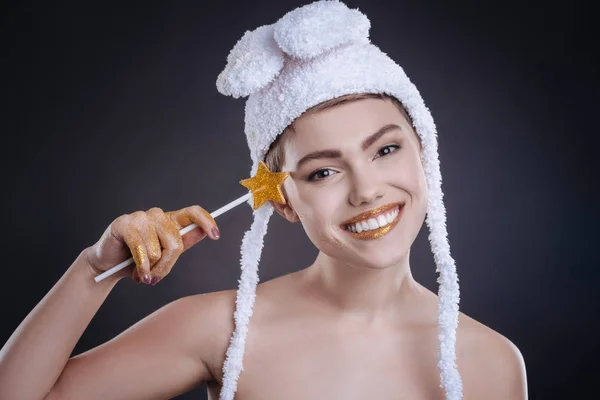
2, 1, 598, 398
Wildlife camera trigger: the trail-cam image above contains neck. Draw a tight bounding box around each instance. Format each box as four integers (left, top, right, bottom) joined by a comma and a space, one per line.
304, 249, 422, 323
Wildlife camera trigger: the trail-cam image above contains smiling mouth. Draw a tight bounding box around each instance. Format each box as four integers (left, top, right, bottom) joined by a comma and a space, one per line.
340, 202, 405, 240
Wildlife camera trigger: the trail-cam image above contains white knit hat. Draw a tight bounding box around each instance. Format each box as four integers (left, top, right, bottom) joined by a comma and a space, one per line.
216, 1, 462, 399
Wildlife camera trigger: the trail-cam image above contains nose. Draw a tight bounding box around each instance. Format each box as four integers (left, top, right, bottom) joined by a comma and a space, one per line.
348, 165, 384, 207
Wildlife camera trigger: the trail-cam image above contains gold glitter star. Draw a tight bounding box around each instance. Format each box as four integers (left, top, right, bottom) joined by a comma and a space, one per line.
239, 161, 290, 210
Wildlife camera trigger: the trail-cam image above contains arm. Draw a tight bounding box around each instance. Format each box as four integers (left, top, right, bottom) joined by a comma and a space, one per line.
0, 248, 220, 400
46, 290, 222, 400
0, 249, 123, 399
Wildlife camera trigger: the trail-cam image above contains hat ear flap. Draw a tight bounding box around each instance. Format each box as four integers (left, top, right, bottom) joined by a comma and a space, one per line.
219, 204, 274, 399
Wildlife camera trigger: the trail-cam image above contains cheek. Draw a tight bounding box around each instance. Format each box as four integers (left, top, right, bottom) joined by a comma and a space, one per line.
399, 158, 428, 225
412, 161, 428, 203
291, 186, 343, 242
395, 152, 427, 194
299, 198, 338, 232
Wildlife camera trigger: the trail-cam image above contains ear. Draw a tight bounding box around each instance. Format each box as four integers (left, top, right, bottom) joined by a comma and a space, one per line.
269, 200, 300, 223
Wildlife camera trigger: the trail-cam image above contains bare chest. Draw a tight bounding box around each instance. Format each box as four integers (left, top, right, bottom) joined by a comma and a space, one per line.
209, 317, 446, 400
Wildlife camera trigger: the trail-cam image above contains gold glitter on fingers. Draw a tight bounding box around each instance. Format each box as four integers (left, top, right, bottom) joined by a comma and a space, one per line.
145, 208, 166, 264
177, 205, 219, 240
132, 244, 150, 280
149, 222, 179, 282
196, 207, 219, 239
166, 209, 191, 230
163, 211, 184, 239
124, 226, 151, 283
156, 214, 187, 283
199, 207, 216, 226
167, 220, 184, 244
146, 229, 162, 266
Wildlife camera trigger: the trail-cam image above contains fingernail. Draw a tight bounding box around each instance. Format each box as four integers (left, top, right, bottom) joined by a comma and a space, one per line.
150, 277, 160, 286
211, 226, 220, 239
144, 274, 152, 284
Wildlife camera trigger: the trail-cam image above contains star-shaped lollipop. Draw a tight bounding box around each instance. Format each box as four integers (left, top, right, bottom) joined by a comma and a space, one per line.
95, 160, 290, 282
240, 161, 290, 210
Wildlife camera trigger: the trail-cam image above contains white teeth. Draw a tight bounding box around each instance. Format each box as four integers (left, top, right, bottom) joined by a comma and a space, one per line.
367, 218, 379, 230
345, 205, 402, 233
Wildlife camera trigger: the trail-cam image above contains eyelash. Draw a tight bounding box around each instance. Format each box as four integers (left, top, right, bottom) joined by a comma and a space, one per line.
307, 144, 401, 182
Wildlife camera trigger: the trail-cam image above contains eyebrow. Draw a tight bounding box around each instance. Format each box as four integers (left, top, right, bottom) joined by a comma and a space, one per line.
295, 123, 402, 169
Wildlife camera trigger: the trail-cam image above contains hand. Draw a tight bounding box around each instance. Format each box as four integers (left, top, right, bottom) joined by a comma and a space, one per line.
84, 206, 220, 285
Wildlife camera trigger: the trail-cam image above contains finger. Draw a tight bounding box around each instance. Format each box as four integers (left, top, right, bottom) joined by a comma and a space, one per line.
132, 268, 141, 283
186, 205, 219, 239
148, 219, 185, 285
167, 205, 219, 248
139, 227, 161, 273
149, 208, 192, 251
122, 226, 152, 284
142, 208, 164, 267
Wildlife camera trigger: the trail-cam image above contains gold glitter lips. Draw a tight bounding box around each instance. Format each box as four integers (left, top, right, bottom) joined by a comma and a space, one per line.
341, 202, 405, 240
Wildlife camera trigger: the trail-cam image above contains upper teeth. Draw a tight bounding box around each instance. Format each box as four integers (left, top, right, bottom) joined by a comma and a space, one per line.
345, 207, 400, 233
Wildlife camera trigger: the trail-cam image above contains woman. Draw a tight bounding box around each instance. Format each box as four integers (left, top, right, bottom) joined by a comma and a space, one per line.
0, 1, 527, 399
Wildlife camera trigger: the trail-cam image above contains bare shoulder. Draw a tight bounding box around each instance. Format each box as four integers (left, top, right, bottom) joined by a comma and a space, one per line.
456, 313, 528, 399
175, 289, 238, 382
177, 289, 237, 325
177, 274, 297, 385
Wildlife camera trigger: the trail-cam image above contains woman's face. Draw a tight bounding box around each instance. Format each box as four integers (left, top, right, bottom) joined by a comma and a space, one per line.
279, 97, 428, 269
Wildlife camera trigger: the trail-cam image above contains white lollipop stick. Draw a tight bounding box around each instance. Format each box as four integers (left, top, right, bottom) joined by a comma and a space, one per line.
94, 192, 252, 283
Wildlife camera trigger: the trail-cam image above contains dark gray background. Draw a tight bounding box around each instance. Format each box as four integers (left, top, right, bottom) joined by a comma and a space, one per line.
2, 0, 598, 398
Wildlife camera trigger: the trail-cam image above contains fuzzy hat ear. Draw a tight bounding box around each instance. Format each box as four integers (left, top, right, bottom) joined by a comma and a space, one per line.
273, 0, 370, 60
216, 24, 285, 98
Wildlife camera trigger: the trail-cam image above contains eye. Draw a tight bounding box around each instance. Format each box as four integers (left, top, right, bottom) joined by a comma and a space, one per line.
375, 144, 400, 158
308, 168, 337, 182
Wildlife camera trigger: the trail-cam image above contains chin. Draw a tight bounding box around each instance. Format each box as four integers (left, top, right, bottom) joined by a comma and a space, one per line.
357, 251, 407, 270
326, 243, 408, 270
335, 225, 411, 266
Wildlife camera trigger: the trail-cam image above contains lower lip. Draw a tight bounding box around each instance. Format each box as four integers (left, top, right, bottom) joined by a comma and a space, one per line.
342, 205, 404, 240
